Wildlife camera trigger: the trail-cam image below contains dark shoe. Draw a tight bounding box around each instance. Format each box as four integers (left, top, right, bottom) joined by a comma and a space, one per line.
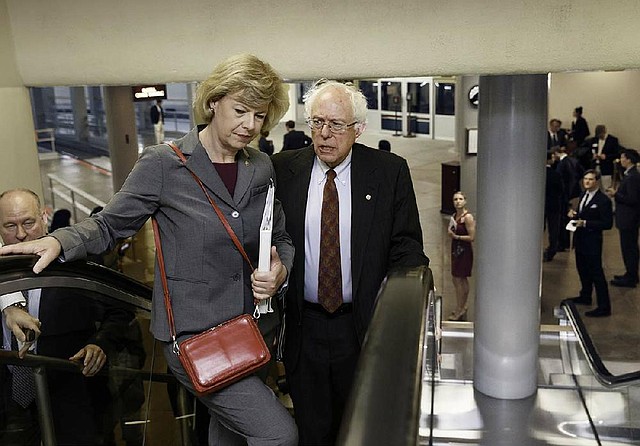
585, 308, 611, 317
613, 274, 639, 283
610, 278, 637, 288
568, 296, 592, 305
543, 253, 554, 262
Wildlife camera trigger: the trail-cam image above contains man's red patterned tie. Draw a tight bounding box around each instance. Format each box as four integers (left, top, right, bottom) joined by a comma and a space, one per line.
318, 169, 343, 313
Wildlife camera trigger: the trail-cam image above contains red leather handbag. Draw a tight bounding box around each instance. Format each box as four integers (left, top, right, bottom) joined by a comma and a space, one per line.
151, 142, 270, 395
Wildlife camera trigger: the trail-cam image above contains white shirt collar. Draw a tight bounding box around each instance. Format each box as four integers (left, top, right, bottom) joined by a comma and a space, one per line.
314, 151, 352, 185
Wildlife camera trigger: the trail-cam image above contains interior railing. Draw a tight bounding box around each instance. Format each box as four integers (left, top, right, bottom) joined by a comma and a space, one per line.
559, 299, 640, 388
47, 173, 107, 223
338, 266, 434, 446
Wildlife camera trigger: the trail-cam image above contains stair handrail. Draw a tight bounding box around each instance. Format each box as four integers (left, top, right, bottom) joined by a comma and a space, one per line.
560, 299, 640, 387
337, 265, 433, 446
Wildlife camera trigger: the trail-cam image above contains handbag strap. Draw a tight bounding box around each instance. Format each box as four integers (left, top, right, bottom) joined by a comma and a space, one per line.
151, 142, 257, 349
167, 142, 254, 269
151, 217, 179, 349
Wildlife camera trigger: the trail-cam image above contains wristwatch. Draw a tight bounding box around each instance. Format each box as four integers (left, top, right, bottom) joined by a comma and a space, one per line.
8, 301, 27, 311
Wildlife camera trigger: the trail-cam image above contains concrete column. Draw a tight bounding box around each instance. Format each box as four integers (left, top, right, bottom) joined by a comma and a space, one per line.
103, 86, 139, 192
473, 74, 547, 399
187, 82, 197, 128
88, 87, 105, 137
455, 75, 479, 213
70, 87, 89, 142
30, 88, 48, 130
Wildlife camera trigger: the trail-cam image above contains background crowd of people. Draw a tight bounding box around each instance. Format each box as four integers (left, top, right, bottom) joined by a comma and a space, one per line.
545, 107, 640, 318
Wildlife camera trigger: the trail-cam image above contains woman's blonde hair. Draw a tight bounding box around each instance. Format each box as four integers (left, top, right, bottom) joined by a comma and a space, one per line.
193, 54, 289, 132
453, 190, 467, 199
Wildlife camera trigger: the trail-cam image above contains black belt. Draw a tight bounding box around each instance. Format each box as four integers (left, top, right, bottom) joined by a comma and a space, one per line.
303, 301, 353, 317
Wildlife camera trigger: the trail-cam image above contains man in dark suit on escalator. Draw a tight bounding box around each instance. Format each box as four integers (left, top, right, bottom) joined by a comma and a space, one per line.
272, 80, 429, 445
0, 188, 133, 445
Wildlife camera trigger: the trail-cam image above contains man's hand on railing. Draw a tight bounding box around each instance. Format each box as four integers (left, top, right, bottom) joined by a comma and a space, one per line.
0, 236, 62, 273
69, 344, 106, 377
3, 306, 41, 358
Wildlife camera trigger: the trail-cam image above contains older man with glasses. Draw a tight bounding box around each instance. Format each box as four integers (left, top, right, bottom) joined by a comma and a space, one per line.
271, 79, 429, 445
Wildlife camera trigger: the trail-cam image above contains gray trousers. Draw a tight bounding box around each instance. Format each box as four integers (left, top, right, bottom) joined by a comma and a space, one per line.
163, 342, 297, 446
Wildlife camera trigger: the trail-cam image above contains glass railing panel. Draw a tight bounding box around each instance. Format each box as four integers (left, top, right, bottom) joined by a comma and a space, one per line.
558, 302, 640, 444
0, 283, 198, 446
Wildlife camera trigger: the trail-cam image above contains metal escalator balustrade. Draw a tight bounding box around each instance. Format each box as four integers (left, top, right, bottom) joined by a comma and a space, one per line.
559, 299, 640, 388
338, 266, 434, 446
0, 255, 202, 446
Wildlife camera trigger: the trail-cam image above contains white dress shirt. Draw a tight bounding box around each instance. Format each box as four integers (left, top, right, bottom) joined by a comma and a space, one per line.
304, 153, 353, 304
2, 289, 41, 352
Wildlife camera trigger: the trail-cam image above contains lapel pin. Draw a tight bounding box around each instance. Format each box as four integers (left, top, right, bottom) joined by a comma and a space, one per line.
365, 194, 372, 200
244, 160, 249, 166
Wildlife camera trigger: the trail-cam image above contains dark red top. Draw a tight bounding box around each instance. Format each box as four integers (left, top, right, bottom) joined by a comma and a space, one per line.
213, 162, 238, 197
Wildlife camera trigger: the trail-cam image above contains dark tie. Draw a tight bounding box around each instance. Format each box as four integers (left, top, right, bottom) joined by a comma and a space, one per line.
318, 169, 343, 313
11, 291, 36, 408
579, 193, 590, 212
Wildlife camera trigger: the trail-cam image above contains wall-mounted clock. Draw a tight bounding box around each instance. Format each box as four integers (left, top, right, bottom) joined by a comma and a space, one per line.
468, 85, 479, 108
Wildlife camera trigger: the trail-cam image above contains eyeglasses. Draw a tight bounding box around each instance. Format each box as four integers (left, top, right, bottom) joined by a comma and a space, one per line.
307, 118, 357, 134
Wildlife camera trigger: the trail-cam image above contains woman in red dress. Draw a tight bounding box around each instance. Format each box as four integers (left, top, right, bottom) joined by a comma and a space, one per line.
447, 191, 476, 321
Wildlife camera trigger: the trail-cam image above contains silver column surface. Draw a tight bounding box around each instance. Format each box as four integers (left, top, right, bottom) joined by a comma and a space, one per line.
473, 74, 547, 399
104, 86, 140, 193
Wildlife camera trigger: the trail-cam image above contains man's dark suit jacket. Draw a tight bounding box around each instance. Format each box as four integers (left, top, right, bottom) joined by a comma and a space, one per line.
586, 135, 620, 176
547, 129, 567, 151
614, 166, 640, 230
573, 190, 613, 255
282, 130, 312, 151
1, 288, 133, 443
272, 143, 429, 373
556, 155, 583, 200
545, 165, 563, 214
572, 116, 590, 146
150, 104, 164, 124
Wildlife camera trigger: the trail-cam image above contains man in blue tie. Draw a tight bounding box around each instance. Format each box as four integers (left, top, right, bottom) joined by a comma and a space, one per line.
0, 188, 132, 444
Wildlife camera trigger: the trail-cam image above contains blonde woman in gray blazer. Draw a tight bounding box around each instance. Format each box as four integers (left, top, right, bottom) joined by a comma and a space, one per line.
0, 54, 297, 445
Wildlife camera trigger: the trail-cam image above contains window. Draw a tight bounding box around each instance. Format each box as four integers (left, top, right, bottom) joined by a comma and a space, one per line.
435, 82, 455, 115
381, 82, 402, 111
408, 82, 429, 114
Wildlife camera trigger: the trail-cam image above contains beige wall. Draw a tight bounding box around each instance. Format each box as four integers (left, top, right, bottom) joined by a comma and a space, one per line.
0, 1, 42, 198
5, 0, 640, 86
0, 87, 44, 198
0, 0, 21, 88
549, 71, 640, 148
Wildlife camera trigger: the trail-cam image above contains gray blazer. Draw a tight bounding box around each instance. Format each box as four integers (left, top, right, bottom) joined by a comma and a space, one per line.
53, 126, 294, 341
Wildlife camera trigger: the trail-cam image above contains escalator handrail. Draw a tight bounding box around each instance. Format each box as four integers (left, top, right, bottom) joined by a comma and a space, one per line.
337, 265, 433, 446
560, 299, 640, 387
0, 255, 152, 311
0, 350, 177, 383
